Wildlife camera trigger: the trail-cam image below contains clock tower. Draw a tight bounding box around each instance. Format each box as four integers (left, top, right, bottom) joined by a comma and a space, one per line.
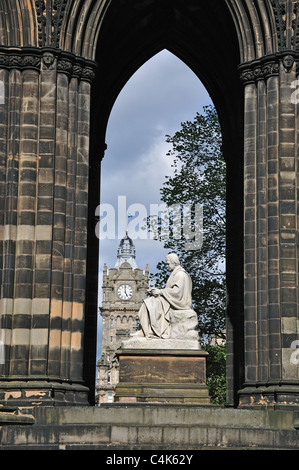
96, 232, 149, 404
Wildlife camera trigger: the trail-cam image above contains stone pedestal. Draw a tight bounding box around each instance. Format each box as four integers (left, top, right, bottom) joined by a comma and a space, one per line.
114, 339, 210, 404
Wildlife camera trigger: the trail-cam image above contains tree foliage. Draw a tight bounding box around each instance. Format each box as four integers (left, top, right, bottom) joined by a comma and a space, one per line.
151, 105, 227, 404
152, 105, 226, 344
205, 343, 226, 405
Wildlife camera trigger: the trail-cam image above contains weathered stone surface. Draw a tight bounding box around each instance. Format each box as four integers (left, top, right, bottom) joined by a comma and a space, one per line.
170, 309, 199, 340
114, 348, 209, 404
121, 338, 201, 350
1, 405, 299, 450
0, 0, 299, 412
118, 355, 206, 385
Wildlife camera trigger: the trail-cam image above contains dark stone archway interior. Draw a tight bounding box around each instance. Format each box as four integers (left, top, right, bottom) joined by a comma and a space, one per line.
86, 0, 244, 406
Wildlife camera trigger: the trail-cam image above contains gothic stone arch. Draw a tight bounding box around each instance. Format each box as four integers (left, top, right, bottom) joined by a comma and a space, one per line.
0, 0, 299, 407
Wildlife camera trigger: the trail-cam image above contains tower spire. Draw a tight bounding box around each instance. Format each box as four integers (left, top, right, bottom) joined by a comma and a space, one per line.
115, 230, 138, 269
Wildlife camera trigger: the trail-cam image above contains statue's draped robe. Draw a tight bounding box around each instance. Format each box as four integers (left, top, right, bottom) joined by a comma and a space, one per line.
138, 266, 194, 338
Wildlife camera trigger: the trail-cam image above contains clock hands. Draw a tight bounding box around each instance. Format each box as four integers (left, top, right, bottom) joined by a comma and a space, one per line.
118, 284, 132, 300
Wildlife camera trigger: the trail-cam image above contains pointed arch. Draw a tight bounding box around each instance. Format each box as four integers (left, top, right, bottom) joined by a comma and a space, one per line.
60, 0, 110, 59
19, 0, 39, 46
0, 1, 281, 58
60, 0, 280, 63
87, 1, 244, 163
0, 0, 39, 47
226, 0, 278, 62
56, 0, 284, 160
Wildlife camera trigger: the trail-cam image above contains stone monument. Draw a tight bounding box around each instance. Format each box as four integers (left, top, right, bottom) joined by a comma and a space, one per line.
114, 254, 210, 404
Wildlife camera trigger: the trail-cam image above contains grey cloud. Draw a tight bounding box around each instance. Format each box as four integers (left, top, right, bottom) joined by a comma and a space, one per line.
99, 50, 211, 275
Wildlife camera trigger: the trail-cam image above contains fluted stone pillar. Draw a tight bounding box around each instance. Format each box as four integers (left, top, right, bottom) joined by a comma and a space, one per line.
238, 55, 299, 406
0, 49, 96, 406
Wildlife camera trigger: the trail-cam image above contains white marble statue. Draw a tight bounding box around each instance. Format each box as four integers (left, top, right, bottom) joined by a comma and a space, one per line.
131, 253, 199, 344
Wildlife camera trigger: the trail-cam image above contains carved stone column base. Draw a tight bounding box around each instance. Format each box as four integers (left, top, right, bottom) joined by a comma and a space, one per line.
0, 380, 90, 407
114, 348, 210, 404
238, 383, 299, 408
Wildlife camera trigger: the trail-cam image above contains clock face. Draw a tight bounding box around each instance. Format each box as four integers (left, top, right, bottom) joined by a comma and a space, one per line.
117, 284, 133, 300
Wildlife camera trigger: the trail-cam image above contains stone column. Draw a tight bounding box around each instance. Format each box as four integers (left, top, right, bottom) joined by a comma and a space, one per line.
239, 55, 299, 406
0, 49, 96, 406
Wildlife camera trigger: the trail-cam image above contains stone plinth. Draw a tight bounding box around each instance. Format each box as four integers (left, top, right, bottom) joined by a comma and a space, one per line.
114, 338, 210, 404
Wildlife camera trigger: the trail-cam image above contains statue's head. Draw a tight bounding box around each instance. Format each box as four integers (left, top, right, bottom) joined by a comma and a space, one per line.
43, 52, 55, 68
166, 253, 180, 271
282, 54, 294, 72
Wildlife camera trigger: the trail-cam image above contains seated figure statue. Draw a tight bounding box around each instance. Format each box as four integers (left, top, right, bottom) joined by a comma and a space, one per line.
132, 253, 199, 341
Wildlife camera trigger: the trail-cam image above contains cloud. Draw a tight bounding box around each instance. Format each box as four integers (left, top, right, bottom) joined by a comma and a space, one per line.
101, 134, 172, 205
99, 49, 212, 272
103, 50, 211, 170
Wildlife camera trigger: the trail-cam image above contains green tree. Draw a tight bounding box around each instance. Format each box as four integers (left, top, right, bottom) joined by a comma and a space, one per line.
205, 343, 226, 405
151, 105, 227, 404
152, 105, 226, 343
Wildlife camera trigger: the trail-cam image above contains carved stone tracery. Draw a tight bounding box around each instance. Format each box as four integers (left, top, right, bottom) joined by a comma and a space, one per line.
52, 0, 68, 48
0, 48, 96, 82
269, 0, 299, 52
35, 0, 68, 48
0, 51, 41, 70
270, 0, 287, 50
239, 58, 280, 84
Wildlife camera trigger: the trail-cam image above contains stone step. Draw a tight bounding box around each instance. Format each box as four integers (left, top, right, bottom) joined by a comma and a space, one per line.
1, 421, 299, 450
32, 403, 297, 429
0, 407, 35, 425
0, 404, 299, 450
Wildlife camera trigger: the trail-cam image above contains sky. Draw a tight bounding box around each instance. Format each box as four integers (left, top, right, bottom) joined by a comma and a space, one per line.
96, 49, 212, 355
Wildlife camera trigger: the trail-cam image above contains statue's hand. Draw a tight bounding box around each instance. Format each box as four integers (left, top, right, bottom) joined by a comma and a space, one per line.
150, 288, 161, 297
